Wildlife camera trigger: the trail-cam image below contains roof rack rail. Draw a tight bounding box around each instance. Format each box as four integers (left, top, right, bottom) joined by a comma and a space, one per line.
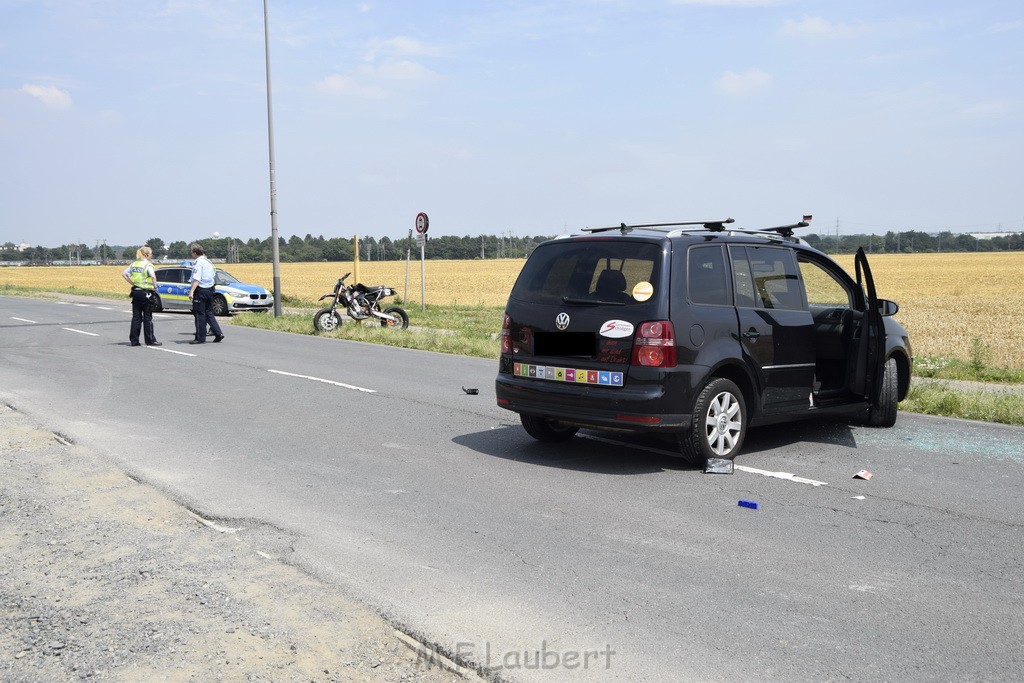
581, 218, 735, 234
761, 214, 813, 238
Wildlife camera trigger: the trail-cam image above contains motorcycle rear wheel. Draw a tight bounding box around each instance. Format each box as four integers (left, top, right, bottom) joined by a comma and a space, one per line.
313, 308, 342, 332
381, 306, 409, 330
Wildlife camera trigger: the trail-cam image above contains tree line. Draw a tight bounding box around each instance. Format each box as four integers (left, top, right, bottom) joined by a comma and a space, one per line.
3, 229, 1023, 264
0, 233, 553, 264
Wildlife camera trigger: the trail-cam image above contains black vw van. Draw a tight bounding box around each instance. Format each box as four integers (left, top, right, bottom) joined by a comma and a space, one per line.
495, 218, 912, 465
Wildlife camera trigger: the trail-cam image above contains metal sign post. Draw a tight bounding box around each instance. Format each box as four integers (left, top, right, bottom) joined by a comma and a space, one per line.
415, 213, 429, 312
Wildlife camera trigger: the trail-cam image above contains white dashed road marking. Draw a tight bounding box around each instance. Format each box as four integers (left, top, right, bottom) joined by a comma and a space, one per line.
11, 317, 36, 323
734, 465, 828, 487
147, 347, 196, 356
268, 369, 376, 393
62, 328, 99, 336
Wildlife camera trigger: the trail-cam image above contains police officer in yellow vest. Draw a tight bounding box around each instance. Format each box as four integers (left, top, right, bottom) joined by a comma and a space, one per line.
121, 246, 162, 347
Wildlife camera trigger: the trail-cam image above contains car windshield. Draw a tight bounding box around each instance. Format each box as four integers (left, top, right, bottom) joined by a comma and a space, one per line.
510, 239, 661, 306
214, 270, 241, 285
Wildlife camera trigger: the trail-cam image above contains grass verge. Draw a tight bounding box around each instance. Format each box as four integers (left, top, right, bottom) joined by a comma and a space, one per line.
900, 383, 1024, 426
233, 305, 501, 360
913, 354, 1024, 384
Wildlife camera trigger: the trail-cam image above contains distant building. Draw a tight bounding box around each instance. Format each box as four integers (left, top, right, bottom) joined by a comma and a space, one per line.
968, 231, 1021, 240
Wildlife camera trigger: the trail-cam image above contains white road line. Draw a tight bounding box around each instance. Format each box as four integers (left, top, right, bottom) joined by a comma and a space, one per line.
583, 435, 828, 486
268, 369, 376, 393
734, 465, 828, 487
148, 347, 196, 356
73, 303, 90, 307
55, 301, 70, 305
95, 306, 113, 310
11, 317, 36, 323
62, 328, 99, 336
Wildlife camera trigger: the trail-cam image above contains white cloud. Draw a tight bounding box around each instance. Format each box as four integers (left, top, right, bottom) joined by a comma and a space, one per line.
314, 75, 386, 99
780, 15, 859, 39
717, 68, 772, 95
366, 36, 442, 59
315, 60, 439, 99
21, 84, 73, 109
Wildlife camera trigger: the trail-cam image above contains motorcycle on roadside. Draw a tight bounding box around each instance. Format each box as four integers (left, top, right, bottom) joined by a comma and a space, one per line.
313, 272, 410, 332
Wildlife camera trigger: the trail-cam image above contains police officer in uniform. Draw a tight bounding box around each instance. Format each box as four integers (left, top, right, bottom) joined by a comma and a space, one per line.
187, 243, 224, 344
121, 246, 162, 347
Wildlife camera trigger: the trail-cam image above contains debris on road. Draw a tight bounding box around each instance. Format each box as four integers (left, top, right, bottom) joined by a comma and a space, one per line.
854, 470, 874, 480
738, 499, 760, 510
705, 458, 734, 474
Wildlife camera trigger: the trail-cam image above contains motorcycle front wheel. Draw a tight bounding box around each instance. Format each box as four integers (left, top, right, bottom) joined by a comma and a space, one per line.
313, 308, 343, 332
381, 306, 409, 330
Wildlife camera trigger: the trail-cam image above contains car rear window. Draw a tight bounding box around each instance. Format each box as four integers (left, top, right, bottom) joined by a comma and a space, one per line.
156, 269, 185, 284
510, 239, 662, 306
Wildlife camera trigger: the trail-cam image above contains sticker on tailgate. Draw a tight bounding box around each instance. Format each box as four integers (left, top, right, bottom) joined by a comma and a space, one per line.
514, 363, 623, 387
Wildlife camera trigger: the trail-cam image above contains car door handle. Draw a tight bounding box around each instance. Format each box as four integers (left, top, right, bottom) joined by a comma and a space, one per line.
742, 329, 761, 341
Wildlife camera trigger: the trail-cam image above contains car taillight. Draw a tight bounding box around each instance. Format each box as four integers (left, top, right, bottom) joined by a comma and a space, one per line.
632, 320, 676, 368
500, 313, 512, 355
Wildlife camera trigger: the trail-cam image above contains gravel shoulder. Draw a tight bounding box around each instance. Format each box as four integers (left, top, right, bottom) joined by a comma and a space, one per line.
0, 403, 469, 682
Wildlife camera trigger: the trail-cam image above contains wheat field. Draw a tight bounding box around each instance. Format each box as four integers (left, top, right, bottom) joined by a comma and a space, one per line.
3, 253, 1022, 368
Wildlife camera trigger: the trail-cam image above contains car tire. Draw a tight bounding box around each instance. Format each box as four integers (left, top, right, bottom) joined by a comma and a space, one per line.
211, 294, 228, 317
520, 414, 579, 442
867, 357, 899, 427
678, 377, 746, 467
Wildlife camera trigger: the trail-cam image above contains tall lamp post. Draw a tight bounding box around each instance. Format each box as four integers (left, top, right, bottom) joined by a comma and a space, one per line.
263, 0, 282, 316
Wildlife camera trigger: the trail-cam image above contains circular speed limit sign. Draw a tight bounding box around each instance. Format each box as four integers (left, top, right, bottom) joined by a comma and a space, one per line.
415, 212, 429, 234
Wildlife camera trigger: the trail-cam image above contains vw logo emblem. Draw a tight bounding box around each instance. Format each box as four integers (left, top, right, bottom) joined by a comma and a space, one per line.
555, 312, 570, 330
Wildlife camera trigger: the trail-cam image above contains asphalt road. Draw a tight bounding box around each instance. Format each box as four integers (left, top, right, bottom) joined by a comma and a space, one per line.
2, 294, 1023, 682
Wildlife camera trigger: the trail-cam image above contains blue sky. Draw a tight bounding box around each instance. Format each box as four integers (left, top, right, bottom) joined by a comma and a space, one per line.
1, 0, 1021, 247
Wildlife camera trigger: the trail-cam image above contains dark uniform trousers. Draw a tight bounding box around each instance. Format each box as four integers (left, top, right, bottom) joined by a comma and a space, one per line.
129, 288, 157, 345
193, 286, 223, 342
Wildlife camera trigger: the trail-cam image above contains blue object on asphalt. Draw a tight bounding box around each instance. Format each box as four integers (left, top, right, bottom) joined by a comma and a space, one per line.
738, 499, 759, 510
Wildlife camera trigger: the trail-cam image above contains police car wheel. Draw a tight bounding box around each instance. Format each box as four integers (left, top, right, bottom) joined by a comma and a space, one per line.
211, 295, 228, 317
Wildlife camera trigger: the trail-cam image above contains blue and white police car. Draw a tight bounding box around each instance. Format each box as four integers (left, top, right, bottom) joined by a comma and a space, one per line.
153, 263, 273, 316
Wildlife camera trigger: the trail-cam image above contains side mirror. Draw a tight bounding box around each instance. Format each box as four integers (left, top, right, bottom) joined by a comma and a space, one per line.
877, 299, 899, 316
